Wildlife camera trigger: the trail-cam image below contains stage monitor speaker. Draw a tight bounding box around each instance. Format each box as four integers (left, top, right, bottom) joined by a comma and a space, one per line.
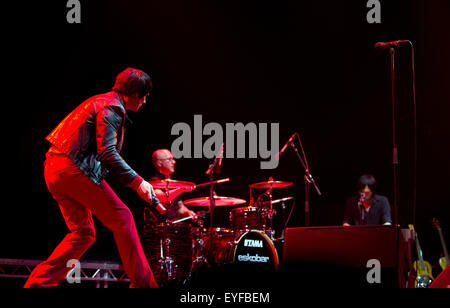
429, 266, 450, 288
283, 225, 400, 268
280, 225, 408, 287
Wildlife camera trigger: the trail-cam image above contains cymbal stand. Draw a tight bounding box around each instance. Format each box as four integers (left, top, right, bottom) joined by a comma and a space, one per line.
204, 145, 223, 264
254, 177, 276, 240
206, 171, 218, 263
266, 180, 275, 240
272, 199, 287, 243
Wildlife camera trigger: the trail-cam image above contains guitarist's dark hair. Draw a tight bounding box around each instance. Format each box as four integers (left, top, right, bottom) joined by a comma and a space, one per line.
357, 174, 377, 193
112, 67, 152, 99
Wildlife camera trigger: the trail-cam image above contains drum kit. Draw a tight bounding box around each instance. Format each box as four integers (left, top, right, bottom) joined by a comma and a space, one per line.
142, 177, 295, 286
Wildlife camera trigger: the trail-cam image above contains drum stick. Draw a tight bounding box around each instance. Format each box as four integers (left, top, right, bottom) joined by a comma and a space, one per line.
194, 178, 230, 188
170, 216, 194, 224
170, 211, 210, 224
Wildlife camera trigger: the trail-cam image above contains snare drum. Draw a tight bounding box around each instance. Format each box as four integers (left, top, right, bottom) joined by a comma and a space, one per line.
229, 206, 267, 231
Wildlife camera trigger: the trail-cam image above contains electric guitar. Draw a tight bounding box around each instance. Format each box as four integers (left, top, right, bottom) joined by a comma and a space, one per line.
432, 218, 449, 271
409, 224, 434, 288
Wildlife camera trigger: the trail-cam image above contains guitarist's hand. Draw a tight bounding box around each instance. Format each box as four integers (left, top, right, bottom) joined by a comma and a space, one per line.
137, 180, 156, 203
137, 181, 167, 214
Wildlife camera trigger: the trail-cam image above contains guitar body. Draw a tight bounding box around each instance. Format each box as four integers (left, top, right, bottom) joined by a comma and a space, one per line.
413, 259, 434, 288
409, 224, 434, 288
438, 257, 447, 271
432, 218, 450, 273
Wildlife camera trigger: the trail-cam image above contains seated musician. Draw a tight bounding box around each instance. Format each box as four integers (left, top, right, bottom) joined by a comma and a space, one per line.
343, 174, 392, 226
150, 149, 197, 220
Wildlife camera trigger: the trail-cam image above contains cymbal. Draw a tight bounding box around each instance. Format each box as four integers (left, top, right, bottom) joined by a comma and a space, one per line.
148, 178, 196, 190
249, 180, 294, 189
256, 197, 295, 207
183, 196, 247, 207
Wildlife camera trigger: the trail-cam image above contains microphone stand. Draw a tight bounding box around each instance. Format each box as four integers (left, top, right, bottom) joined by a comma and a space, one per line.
377, 40, 416, 227
389, 47, 399, 226
288, 138, 321, 227
208, 170, 216, 236
205, 145, 223, 254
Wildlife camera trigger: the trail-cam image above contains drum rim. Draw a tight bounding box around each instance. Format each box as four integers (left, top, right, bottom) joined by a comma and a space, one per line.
230, 229, 279, 269
155, 223, 192, 228
192, 227, 234, 233
231, 206, 261, 214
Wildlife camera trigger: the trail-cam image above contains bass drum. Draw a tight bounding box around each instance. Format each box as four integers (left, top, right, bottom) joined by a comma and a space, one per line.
226, 230, 279, 270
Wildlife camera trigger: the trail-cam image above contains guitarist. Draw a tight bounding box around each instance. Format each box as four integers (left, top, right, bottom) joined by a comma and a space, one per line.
24, 68, 160, 288
343, 174, 392, 226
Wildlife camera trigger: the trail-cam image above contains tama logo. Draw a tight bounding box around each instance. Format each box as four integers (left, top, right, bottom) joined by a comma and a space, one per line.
244, 239, 263, 248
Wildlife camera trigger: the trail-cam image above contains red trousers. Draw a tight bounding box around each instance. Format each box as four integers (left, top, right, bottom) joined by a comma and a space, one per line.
24, 153, 157, 288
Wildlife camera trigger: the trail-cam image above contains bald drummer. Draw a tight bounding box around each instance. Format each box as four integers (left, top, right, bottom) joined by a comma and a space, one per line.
150, 149, 197, 220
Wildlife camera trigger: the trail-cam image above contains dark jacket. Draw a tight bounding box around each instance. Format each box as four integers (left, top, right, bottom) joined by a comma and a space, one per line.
46, 91, 141, 186
343, 194, 392, 225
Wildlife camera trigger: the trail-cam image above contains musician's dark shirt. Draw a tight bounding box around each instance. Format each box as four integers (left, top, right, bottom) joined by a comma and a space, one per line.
343, 194, 392, 225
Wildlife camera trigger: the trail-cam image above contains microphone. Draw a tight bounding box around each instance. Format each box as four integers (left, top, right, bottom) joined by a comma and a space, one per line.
275, 133, 297, 161
151, 195, 167, 215
206, 142, 224, 175
358, 192, 366, 204
217, 144, 224, 174
374, 40, 410, 50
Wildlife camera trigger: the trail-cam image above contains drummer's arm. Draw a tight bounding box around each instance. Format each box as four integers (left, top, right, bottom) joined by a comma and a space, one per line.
177, 201, 196, 217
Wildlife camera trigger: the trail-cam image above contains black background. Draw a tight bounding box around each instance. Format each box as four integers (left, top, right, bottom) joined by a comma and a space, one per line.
3, 0, 449, 282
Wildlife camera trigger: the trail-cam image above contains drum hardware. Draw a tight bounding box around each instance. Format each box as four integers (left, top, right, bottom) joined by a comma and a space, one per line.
149, 178, 194, 284
145, 174, 232, 285
253, 196, 296, 242
181, 176, 236, 260
154, 220, 181, 284
248, 177, 293, 240
154, 227, 176, 283
204, 143, 225, 241
147, 178, 192, 284
144, 170, 291, 284
188, 217, 210, 280
143, 221, 193, 286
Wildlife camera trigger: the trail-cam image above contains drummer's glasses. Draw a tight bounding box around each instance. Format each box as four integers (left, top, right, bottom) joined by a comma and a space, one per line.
159, 157, 176, 162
